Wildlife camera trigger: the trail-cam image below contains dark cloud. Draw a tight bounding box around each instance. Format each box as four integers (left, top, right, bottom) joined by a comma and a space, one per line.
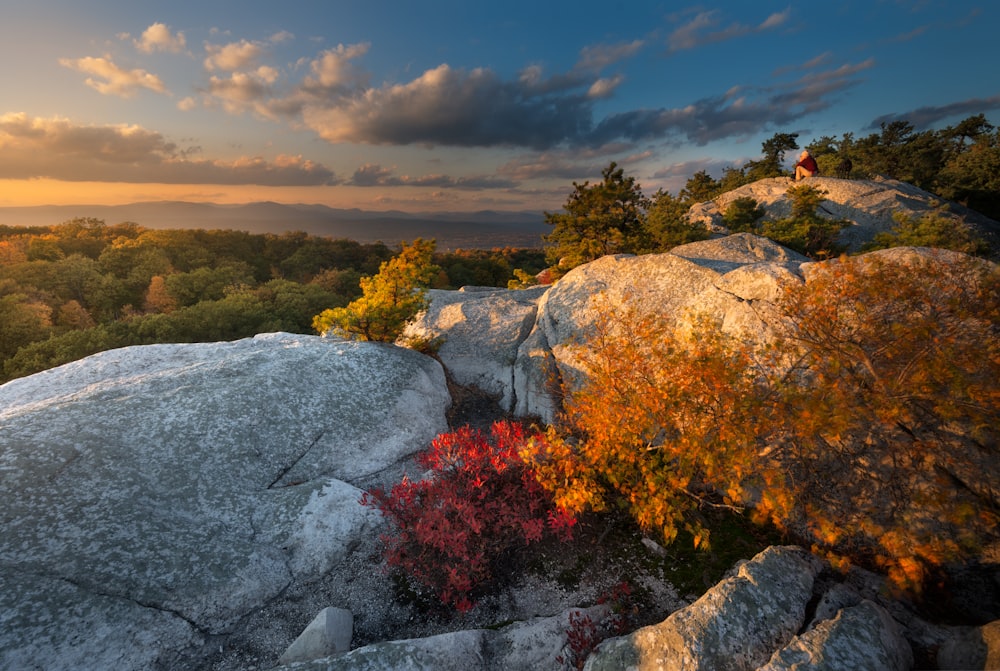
868, 95, 1000, 129
0, 113, 337, 186
587, 59, 872, 147
348, 163, 515, 189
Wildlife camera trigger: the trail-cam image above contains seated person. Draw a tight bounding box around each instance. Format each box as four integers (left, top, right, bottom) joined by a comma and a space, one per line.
794, 150, 818, 180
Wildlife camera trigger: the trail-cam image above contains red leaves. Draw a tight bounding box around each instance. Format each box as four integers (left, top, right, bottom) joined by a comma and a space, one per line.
362, 420, 576, 612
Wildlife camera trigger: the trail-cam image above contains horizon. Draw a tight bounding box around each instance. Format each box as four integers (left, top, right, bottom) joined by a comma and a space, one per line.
2, 1, 998, 212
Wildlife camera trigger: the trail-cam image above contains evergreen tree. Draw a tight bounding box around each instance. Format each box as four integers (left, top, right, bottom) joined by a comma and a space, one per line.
543, 162, 648, 273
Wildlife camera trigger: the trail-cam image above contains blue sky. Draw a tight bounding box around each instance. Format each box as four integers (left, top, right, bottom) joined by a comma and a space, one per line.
1, 0, 997, 212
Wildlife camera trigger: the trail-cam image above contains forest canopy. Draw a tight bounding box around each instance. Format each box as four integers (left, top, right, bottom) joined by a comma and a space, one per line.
0, 221, 545, 383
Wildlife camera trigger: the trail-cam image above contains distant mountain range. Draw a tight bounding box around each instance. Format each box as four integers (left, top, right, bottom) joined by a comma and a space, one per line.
0, 201, 550, 250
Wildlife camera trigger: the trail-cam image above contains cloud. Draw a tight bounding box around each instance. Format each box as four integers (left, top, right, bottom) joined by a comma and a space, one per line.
303, 43, 371, 91
868, 95, 1000, 129
297, 62, 595, 150
0, 113, 336, 186
575, 40, 645, 71
668, 8, 790, 52
347, 163, 515, 189
59, 56, 168, 97
587, 59, 873, 146
204, 39, 264, 71
206, 72, 274, 115
134, 22, 186, 53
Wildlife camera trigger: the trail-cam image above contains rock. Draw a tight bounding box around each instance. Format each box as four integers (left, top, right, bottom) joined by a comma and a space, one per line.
760, 600, 913, 671
937, 620, 1000, 671
583, 546, 821, 671
686, 175, 1000, 256
279, 607, 354, 665
403, 285, 547, 412
0, 333, 451, 670
271, 605, 611, 670
514, 234, 807, 422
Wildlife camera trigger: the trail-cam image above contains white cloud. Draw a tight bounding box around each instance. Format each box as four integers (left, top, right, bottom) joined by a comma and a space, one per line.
305, 43, 370, 90
135, 22, 186, 53
177, 96, 197, 111
204, 39, 264, 71
59, 56, 169, 97
588, 75, 624, 99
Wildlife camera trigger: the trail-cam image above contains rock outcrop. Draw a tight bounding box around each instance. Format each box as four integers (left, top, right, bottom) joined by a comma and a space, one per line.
584, 546, 821, 671
686, 175, 1000, 256
0, 333, 450, 670
513, 233, 807, 421
402, 285, 548, 412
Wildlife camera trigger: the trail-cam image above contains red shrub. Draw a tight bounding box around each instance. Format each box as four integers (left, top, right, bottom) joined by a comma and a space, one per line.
361, 420, 576, 612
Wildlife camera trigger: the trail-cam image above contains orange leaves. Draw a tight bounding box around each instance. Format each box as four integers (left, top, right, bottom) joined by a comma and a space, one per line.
535, 251, 999, 595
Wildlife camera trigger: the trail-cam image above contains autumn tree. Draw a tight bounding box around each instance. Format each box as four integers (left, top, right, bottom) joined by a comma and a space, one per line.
523, 298, 775, 550
544, 162, 648, 274
312, 238, 439, 342
526, 252, 999, 593
767, 251, 999, 589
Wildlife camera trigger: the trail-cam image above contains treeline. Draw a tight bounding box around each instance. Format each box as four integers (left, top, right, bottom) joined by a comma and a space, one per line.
0, 220, 545, 383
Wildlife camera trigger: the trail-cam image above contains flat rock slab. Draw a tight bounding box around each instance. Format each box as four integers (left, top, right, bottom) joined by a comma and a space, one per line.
0, 333, 450, 670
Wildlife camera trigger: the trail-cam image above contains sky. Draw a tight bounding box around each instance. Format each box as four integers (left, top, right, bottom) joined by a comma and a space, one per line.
1, 0, 998, 213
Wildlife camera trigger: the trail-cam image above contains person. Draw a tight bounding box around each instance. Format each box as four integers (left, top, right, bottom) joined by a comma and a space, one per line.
794, 150, 818, 181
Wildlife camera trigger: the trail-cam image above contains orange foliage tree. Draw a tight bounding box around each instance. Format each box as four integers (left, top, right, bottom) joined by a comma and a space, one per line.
768, 250, 999, 589
523, 296, 781, 550
525, 250, 999, 592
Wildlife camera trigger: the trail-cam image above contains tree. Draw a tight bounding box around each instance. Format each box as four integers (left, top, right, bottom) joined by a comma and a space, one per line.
768, 252, 1000, 589
678, 170, 721, 204
544, 162, 648, 273
526, 252, 999, 594
312, 239, 439, 342
758, 184, 847, 258
523, 298, 774, 550
644, 189, 710, 251
722, 197, 766, 233
744, 132, 799, 180
864, 202, 988, 256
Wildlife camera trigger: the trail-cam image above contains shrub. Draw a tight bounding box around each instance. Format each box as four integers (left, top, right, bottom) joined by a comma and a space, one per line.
722, 196, 766, 233
361, 421, 577, 612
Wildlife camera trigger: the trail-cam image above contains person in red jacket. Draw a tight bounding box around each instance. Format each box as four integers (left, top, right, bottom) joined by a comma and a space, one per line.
794, 150, 818, 180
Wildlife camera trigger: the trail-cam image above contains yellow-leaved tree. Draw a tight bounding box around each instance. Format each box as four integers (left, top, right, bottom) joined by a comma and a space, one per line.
312, 238, 439, 342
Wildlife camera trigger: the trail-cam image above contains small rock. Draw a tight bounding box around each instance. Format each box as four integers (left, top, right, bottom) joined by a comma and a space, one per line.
278, 607, 354, 665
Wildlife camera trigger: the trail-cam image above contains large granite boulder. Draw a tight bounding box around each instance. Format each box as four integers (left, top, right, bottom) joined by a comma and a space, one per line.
583, 546, 821, 671
0, 333, 450, 670
760, 600, 913, 671
513, 234, 807, 421
402, 285, 548, 412
686, 175, 1000, 256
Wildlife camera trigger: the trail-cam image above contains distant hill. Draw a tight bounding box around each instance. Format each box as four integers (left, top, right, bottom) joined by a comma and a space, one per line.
0, 201, 549, 250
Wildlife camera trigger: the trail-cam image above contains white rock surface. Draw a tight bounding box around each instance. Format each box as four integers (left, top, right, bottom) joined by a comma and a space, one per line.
0, 333, 450, 670
513, 234, 807, 422
403, 285, 547, 411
